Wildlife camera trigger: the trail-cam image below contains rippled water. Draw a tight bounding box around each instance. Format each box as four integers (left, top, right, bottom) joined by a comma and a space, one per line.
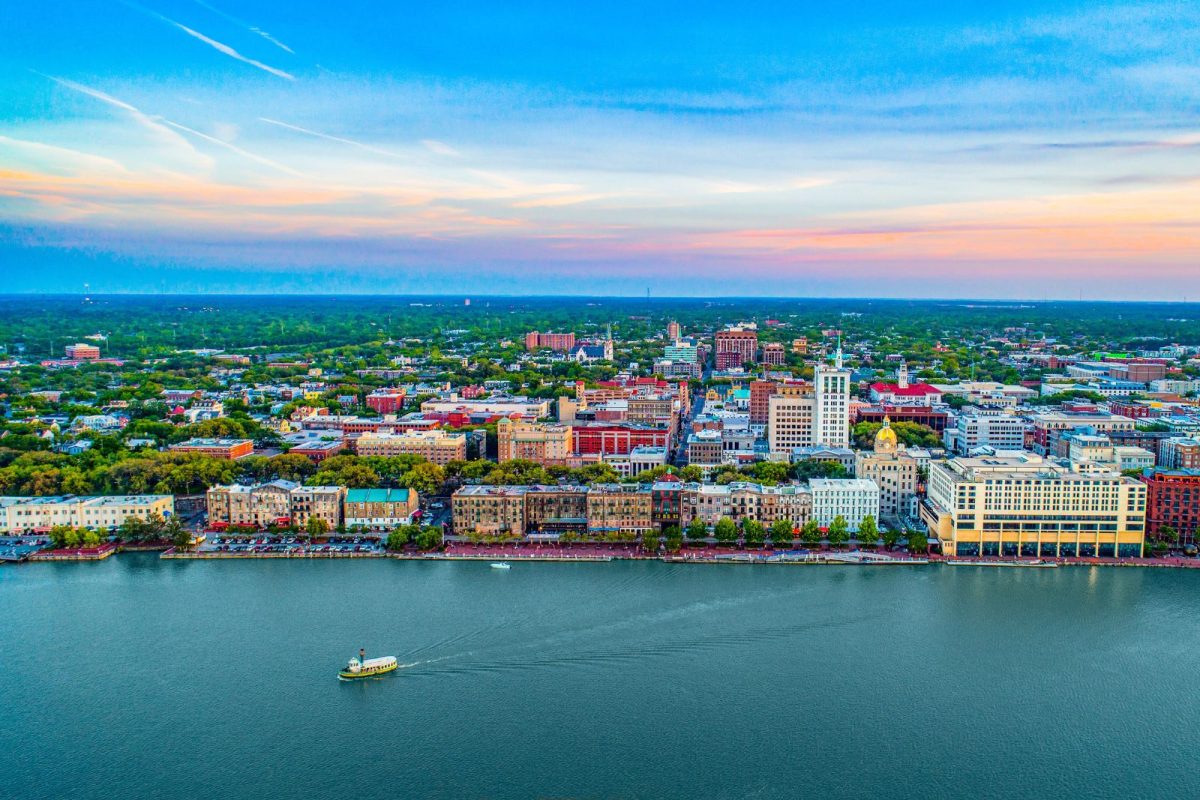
3, 555, 1198, 799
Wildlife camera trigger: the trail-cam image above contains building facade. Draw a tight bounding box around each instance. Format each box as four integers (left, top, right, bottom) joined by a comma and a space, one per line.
714, 328, 758, 370
922, 454, 1147, 558
854, 420, 920, 520
344, 488, 418, 529
0, 494, 174, 532
496, 419, 573, 465
809, 479, 880, 531
355, 430, 467, 465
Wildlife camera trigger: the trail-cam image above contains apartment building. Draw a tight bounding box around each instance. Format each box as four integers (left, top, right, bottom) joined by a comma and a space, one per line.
714, 327, 758, 370
679, 482, 812, 529
586, 484, 655, 535
206, 481, 344, 530
1160, 437, 1200, 470
524, 331, 576, 352
170, 437, 254, 460
355, 430, 467, 465
1141, 469, 1200, 540
497, 419, 573, 465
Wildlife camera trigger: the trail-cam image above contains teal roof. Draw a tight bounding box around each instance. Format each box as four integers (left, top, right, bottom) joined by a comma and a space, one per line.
346, 488, 411, 503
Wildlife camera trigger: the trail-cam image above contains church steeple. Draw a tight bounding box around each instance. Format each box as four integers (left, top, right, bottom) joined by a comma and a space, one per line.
897, 360, 909, 389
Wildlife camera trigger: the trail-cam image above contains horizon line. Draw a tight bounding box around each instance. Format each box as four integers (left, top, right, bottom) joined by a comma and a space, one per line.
1, 292, 1198, 306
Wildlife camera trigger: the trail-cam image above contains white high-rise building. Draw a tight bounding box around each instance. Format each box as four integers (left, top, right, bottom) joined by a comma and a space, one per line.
767, 345, 852, 455
813, 344, 851, 448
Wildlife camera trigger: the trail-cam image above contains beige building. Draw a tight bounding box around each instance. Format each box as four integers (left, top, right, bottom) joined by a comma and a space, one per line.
355, 430, 467, 465
679, 482, 812, 528
0, 494, 174, 532
452, 486, 528, 535
289, 486, 346, 530
587, 484, 655, 535
854, 419, 921, 521
921, 453, 1147, 558
496, 419, 573, 465
206, 481, 343, 530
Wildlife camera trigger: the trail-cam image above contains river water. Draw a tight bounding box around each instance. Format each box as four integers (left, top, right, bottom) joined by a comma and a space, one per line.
3, 554, 1197, 799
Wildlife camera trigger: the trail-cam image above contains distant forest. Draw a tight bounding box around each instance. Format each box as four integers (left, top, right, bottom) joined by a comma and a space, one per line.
0, 295, 1196, 357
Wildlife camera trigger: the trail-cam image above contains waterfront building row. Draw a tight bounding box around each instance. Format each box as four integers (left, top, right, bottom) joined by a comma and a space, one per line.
206, 482, 417, 530
451, 479, 882, 537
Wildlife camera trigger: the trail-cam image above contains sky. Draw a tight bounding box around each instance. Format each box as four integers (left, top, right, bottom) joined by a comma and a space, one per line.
0, 0, 1198, 298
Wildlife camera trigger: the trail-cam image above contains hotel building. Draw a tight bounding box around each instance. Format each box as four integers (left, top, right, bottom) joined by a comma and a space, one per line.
921, 453, 1147, 558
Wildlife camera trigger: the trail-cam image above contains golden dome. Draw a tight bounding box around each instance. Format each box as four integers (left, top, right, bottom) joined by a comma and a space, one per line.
874, 417, 898, 452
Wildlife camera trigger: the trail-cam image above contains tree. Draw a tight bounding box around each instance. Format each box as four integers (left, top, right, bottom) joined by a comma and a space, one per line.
305, 516, 330, 539
48, 525, 76, 549
714, 517, 738, 545
642, 530, 660, 553
386, 526, 412, 552
1158, 525, 1179, 545
907, 530, 929, 554
770, 519, 794, 548
399, 462, 446, 497
164, 516, 191, 550
415, 526, 443, 551
881, 526, 900, 550
827, 516, 849, 549
118, 515, 150, 544
800, 519, 822, 547
686, 517, 708, 542
857, 515, 879, 548
664, 525, 683, 553
742, 518, 766, 547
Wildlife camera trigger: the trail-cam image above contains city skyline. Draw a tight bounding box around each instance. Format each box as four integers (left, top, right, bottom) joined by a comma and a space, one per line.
2, 1, 1199, 298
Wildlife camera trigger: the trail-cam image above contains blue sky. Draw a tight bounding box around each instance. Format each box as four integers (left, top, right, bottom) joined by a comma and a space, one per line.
1, 1, 1198, 297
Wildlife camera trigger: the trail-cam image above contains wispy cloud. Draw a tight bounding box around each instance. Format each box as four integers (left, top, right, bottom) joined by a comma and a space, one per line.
162, 120, 303, 176
37, 73, 209, 165
259, 118, 405, 159
169, 21, 295, 80
421, 140, 461, 157
122, 1, 294, 80
191, 0, 295, 54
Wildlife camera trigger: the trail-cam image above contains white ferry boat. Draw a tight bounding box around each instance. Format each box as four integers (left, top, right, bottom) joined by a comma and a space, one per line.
338, 648, 398, 680
490, 562, 511, 570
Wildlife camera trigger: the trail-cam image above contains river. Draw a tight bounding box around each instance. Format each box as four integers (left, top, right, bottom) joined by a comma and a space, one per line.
3, 555, 1197, 799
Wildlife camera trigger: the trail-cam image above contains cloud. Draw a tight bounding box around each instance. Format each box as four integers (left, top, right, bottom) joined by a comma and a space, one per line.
259, 117, 406, 159
121, 2, 294, 80
37, 74, 211, 167
421, 140, 461, 157
0, 136, 130, 175
170, 21, 296, 80
161, 120, 303, 176
191, 0, 295, 54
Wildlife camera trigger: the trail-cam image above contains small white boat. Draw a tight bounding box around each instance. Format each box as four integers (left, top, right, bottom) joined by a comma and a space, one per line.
489, 562, 511, 570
